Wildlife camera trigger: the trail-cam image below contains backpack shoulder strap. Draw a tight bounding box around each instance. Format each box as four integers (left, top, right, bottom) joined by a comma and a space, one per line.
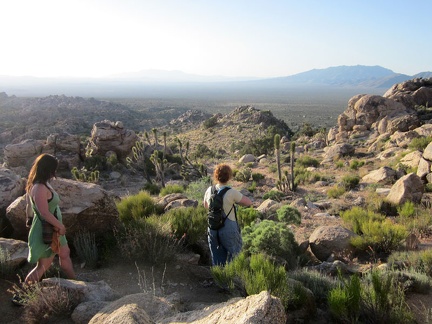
217, 186, 231, 197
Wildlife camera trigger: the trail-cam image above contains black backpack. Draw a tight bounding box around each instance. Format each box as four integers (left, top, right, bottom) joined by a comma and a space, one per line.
207, 186, 234, 230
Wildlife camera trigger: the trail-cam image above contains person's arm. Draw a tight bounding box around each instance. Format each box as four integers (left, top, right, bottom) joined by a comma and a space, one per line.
238, 195, 252, 207
32, 184, 66, 235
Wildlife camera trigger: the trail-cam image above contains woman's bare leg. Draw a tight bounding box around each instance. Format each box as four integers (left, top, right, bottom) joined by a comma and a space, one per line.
58, 244, 75, 279
25, 255, 55, 284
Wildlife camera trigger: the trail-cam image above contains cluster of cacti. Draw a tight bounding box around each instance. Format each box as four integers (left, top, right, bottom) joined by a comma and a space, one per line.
176, 137, 207, 181
71, 167, 100, 183
150, 150, 167, 188
274, 135, 296, 192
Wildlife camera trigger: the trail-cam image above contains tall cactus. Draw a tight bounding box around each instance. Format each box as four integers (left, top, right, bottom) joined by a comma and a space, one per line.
274, 134, 282, 183
290, 141, 296, 191
152, 128, 158, 146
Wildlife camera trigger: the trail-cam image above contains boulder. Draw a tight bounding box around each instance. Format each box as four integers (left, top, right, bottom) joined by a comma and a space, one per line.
417, 158, 431, 179
239, 154, 255, 164
400, 151, 423, 169
88, 120, 138, 161
361, 167, 397, 184
3, 139, 44, 168
309, 225, 357, 262
256, 199, 281, 214
6, 178, 120, 241
424, 142, 432, 161
89, 292, 179, 324
0, 167, 25, 210
164, 198, 198, 212
157, 193, 188, 209
384, 77, 432, 110
72, 301, 111, 324
386, 173, 424, 205
0, 238, 28, 269
322, 143, 355, 163
161, 291, 286, 324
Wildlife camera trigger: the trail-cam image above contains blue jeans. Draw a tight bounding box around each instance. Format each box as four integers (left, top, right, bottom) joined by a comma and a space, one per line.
208, 218, 242, 266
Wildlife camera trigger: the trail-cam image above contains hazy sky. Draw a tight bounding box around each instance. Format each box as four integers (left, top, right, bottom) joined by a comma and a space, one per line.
1, 0, 430, 78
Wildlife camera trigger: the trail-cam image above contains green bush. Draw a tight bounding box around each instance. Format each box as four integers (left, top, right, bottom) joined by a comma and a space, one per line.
251, 172, 265, 182
327, 185, 346, 198
211, 253, 291, 309
276, 205, 301, 225
341, 174, 360, 190
288, 269, 338, 307
115, 215, 184, 264
163, 205, 207, 245
184, 176, 211, 201
159, 184, 184, 196
397, 201, 416, 218
349, 159, 365, 170
408, 136, 432, 151
341, 207, 385, 235
203, 115, 218, 128
116, 191, 162, 224
350, 219, 407, 253
389, 249, 432, 277
242, 220, 299, 269
262, 190, 285, 202
237, 206, 261, 229
142, 182, 160, 195
296, 155, 320, 168
329, 270, 414, 323
234, 167, 252, 183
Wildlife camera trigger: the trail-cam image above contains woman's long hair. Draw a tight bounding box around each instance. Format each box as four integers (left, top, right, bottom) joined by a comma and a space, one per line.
26, 154, 58, 193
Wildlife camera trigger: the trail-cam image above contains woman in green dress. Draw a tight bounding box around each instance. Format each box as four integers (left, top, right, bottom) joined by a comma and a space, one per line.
24, 153, 75, 283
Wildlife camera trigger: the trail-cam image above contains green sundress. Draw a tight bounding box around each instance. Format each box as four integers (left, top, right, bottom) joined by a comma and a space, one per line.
27, 189, 68, 263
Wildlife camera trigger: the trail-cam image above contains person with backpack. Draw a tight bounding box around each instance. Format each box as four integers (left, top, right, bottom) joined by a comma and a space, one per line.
203, 163, 252, 266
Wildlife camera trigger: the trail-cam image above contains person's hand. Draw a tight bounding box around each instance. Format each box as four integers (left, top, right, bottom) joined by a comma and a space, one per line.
56, 224, 66, 236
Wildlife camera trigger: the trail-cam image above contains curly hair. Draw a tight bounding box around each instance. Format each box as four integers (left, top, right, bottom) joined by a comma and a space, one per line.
213, 163, 233, 184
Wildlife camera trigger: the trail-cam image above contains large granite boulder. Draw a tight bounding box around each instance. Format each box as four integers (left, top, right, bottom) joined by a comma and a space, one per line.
0, 238, 28, 269
0, 167, 25, 210
6, 178, 120, 241
3, 139, 44, 168
361, 167, 397, 185
386, 173, 424, 205
384, 77, 432, 110
88, 120, 138, 161
309, 225, 357, 262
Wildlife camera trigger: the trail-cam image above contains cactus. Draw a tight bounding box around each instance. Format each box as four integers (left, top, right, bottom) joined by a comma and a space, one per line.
290, 142, 296, 191
150, 150, 166, 187
274, 134, 281, 183
152, 128, 158, 146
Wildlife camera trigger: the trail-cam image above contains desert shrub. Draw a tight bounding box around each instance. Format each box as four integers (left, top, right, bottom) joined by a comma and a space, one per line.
234, 167, 252, 182
184, 176, 211, 201
296, 155, 320, 168
10, 280, 81, 323
115, 215, 184, 264
329, 271, 414, 323
73, 231, 98, 269
350, 219, 407, 253
288, 269, 338, 306
398, 201, 416, 218
335, 161, 344, 168
191, 143, 215, 160
159, 183, 184, 196
341, 207, 385, 235
399, 208, 432, 236
237, 206, 261, 229
389, 249, 432, 277
349, 159, 365, 170
341, 174, 360, 190
328, 274, 362, 323
211, 252, 291, 309
251, 172, 265, 182
242, 220, 299, 269
247, 181, 257, 193
203, 115, 218, 128
408, 136, 432, 151
327, 185, 346, 198
262, 190, 285, 202
116, 191, 162, 224
276, 205, 301, 225
163, 205, 207, 245
142, 182, 160, 195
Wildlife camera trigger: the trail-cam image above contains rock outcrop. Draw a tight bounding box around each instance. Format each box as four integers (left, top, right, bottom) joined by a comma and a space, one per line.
386, 173, 424, 205
87, 120, 138, 161
6, 178, 120, 241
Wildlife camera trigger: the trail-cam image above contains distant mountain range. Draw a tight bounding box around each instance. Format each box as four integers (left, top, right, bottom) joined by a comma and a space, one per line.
0, 65, 430, 97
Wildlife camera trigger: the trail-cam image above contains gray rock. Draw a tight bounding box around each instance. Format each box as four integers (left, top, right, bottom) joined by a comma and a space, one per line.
386, 173, 424, 205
